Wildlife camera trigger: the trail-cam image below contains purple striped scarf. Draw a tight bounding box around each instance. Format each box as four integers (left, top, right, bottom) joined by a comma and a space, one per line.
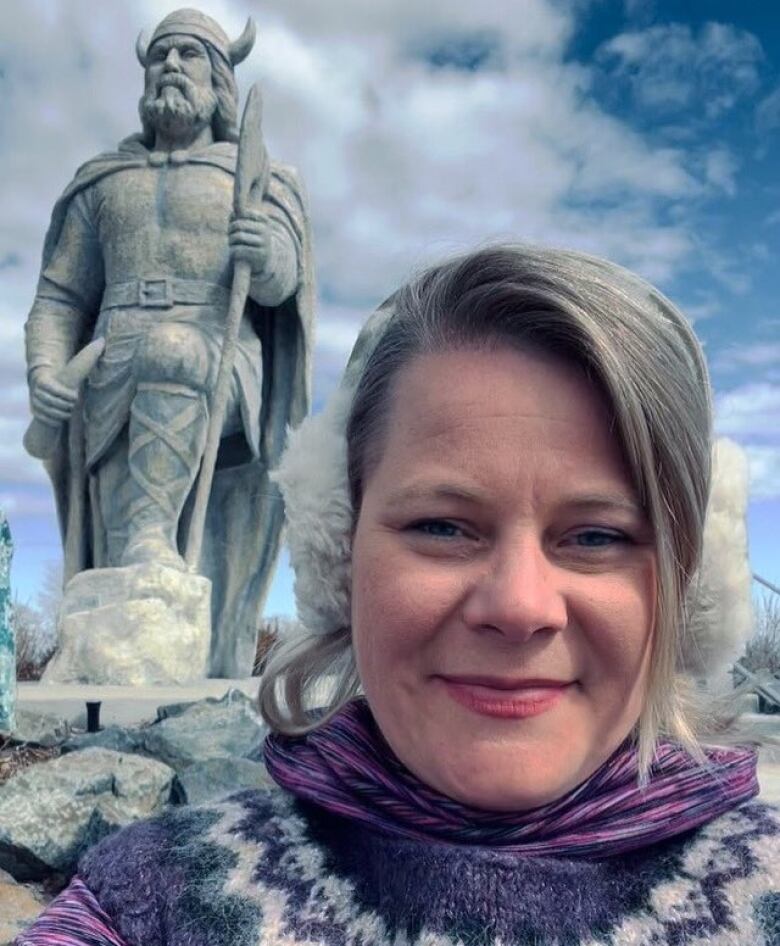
264, 697, 759, 858
14, 876, 127, 946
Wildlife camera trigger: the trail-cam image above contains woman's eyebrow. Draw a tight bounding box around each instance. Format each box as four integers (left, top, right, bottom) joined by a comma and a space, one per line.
387, 485, 644, 515
563, 493, 644, 515
386, 483, 486, 505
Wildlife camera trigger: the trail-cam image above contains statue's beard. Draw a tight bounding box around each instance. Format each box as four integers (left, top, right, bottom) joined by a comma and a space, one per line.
140, 74, 217, 141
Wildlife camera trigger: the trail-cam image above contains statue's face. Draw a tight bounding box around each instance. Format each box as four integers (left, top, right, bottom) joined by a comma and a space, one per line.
145, 34, 212, 94
141, 33, 217, 139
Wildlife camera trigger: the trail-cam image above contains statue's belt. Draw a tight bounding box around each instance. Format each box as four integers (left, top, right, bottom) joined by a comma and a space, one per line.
101, 278, 231, 311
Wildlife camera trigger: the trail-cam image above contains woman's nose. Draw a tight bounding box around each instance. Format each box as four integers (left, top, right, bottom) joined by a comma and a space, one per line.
462, 536, 568, 641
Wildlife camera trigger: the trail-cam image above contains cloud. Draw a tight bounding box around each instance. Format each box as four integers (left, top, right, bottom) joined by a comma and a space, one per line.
756, 86, 780, 135
623, 0, 655, 19
0, 488, 57, 519
597, 22, 763, 119
714, 383, 780, 500
715, 382, 780, 443
679, 294, 720, 323
249, 8, 705, 304
743, 447, 780, 501
713, 343, 780, 374
704, 148, 738, 196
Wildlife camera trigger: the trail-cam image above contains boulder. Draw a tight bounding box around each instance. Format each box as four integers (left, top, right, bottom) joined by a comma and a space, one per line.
61, 724, 145, 757
9, 709, 70, 748
0, 747, 175, 881
154, 698, 200, 722
141, 688, 267, 773
0, 869, 48, 944
175, 757, 271, 805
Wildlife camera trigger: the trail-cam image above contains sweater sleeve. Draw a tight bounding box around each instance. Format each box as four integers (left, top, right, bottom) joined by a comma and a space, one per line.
13, 876, 128, 946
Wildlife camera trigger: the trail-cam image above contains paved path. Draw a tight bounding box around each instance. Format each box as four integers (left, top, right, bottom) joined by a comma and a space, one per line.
16, 678, 259, 727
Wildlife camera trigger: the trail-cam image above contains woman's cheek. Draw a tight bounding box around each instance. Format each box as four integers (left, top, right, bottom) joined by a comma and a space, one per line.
576, 578, 654, 697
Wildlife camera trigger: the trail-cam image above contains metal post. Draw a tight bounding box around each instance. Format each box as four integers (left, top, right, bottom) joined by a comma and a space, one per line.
754, 573, 780, 597
0, 510, 15, 734
86, 701, 102, 733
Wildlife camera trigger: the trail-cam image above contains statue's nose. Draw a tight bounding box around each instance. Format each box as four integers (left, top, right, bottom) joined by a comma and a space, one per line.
163, 47, 181, 70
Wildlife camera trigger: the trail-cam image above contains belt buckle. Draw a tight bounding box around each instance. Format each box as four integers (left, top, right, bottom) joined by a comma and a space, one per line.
138, 277, 174, 309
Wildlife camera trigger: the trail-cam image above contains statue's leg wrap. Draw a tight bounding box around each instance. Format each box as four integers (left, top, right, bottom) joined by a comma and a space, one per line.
120, 382, 208, 570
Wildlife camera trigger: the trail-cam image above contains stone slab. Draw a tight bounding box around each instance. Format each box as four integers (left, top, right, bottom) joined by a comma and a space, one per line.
43, 563, 211, 686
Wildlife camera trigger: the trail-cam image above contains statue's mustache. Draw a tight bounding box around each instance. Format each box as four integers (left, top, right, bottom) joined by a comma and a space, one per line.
156, 73, 195, 99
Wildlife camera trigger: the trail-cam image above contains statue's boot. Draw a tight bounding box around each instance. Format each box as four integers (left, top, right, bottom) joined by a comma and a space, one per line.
120, 383, 209, 572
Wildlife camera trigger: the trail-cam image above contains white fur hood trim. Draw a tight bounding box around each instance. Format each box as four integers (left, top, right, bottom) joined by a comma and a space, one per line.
271, 386, 354, 635
682, 438, 754, 675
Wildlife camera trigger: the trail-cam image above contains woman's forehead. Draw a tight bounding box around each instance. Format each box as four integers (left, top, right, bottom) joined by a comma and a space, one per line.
387, 348, 608, 438
371, 347, 637, 501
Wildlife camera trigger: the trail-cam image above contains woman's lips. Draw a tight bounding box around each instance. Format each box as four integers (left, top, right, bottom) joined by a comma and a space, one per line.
440, 677, 573, 719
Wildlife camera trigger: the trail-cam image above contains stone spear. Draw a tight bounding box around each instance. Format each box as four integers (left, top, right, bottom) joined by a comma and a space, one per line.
185, 84, 270, 570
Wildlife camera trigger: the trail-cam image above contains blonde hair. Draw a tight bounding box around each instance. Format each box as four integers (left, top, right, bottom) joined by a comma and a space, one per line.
260, 244, 724, 776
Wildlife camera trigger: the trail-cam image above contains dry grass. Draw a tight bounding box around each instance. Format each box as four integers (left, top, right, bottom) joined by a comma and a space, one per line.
11, 600, 56, 682
743, 592, 780, 676
0, 735, 60, 786
253, 616, 301, 676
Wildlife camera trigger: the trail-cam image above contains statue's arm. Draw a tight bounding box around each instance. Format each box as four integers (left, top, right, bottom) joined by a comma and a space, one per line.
245, 208, 300, 308
25, 190, 105, 381
230, 165, 303, 309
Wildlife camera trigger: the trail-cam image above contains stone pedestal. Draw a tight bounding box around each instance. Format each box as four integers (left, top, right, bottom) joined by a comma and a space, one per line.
43, 564, 211, 686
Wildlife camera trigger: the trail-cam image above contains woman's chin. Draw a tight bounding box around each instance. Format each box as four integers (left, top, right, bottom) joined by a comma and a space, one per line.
440, 767, 579, 812
416, 742, 591, 812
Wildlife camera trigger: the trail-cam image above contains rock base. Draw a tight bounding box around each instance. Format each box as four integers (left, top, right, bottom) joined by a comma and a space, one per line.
0, 868, 50, 944
0, 748, 175, 880
43, 564, 211, 686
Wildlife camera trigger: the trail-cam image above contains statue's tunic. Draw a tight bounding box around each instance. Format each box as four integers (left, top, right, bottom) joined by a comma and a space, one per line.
30, 154, 298, 468
25, 136, 315, 676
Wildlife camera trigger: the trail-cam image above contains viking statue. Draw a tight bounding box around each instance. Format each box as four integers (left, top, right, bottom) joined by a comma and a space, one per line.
24, 9, 314, 677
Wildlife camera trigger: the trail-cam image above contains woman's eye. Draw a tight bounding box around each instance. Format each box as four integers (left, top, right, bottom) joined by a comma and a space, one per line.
571, 529, 627, 548
409, 519, 464, 539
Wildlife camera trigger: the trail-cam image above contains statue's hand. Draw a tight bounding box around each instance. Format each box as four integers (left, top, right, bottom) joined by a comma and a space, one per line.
29, 367, 78, 426
229, 210, 275, 280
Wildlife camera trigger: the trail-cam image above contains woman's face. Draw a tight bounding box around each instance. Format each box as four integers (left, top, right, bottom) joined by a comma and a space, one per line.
351, 346, 656, 811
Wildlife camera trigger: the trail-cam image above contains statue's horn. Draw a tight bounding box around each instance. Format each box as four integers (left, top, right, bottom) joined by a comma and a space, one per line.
136, 30, 150, 67
229, 18, 256, 65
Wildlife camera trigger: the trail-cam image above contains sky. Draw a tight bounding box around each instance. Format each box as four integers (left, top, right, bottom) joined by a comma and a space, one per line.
0, 0, 777, 619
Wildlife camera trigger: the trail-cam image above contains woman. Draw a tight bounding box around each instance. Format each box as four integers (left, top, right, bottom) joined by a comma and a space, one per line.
18, 245, 777, 945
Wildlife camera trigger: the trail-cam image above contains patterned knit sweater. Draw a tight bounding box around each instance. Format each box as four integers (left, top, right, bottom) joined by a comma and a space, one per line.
18, 785, 780, 946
